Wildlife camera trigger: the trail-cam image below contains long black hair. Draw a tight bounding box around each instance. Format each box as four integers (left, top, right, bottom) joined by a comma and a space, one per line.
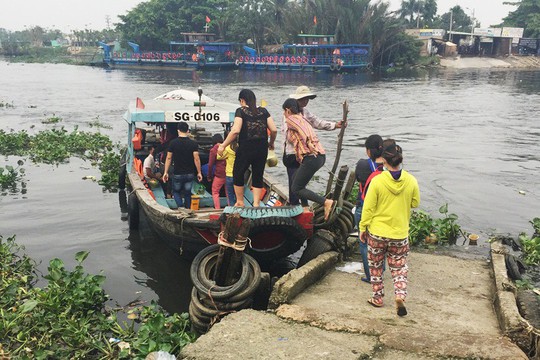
282, 98, 301, 114
238, 89, 258, 114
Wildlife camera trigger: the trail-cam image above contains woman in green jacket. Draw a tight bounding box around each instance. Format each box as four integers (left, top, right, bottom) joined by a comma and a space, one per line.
359, 139, 420, 316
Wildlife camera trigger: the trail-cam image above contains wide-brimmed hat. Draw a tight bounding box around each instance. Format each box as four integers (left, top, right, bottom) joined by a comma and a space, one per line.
289, 85, 317, 100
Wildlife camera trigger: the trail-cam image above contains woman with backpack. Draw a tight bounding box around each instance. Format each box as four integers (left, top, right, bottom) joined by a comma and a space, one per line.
354, 134, 384, 283
359, 139, 420, 316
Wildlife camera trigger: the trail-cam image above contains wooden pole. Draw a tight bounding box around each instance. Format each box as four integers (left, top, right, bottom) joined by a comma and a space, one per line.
213, 213, 251, 286
325, 101, 349, 196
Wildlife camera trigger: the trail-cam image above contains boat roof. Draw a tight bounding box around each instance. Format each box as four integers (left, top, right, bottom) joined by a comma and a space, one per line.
283, 43, 370, 49
169, 41, 237, 46
124, 89, 237, 124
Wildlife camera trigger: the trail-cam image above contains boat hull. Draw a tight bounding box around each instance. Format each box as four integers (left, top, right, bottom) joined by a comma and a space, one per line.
127, 171, 311, 265
105, 59, 238, 71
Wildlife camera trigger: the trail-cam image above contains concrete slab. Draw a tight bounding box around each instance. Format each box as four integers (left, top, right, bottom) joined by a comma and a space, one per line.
180, 251, 528, 359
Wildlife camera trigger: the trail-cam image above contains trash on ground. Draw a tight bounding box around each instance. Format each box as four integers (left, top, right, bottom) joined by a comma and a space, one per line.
336, 262, 364, 275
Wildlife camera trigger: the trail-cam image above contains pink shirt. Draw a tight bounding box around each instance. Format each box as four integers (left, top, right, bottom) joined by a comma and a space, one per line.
285, 114, 325, 162
208, 143, 226, 179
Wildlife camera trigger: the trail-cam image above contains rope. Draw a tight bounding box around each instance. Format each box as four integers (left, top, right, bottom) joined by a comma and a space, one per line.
217, 231, 251, 251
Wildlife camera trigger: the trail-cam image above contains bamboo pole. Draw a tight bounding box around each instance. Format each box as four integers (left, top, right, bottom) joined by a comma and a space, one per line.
325, 101, 349, 196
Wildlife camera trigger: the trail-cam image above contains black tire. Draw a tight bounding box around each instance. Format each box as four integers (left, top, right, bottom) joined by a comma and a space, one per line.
198, 59, 206, 68
516, 290, 540, 328
118, 163, 127, 190
128, 192, 139, 230
247, 216, 308, 264
297, 230, 336, 267
191, 244, 251, 300
329, 63, 336, 71
505, 254, 522, 281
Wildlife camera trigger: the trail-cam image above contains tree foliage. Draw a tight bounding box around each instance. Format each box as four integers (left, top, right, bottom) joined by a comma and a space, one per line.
114, 0, 421, 66
503, 0, 540, 38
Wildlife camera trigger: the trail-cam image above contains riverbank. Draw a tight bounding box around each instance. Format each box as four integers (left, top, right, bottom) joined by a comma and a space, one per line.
440, 55, 540, 69
180, 243, 532, 359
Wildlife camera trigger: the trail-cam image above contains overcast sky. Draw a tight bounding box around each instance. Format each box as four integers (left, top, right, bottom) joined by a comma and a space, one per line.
1, 0, 516, 33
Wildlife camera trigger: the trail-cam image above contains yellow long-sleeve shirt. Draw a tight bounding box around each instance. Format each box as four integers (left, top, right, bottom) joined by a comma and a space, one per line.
217, 145, 236, 177
359, 170, 420, 239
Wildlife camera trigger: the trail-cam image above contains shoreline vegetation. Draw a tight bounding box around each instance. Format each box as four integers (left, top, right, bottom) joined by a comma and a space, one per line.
0, 234, 196, 358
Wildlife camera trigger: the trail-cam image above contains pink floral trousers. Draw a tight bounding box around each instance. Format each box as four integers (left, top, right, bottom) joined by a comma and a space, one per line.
367, 232, 409, 302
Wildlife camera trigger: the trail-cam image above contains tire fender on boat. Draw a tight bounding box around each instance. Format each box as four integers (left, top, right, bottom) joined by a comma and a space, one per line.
128, 192, 139, 230
198, 59, 206, 67
235, 59, 240, 66
329, 63, 337, 71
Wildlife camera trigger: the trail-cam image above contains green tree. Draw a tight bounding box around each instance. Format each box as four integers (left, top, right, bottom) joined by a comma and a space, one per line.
399, 0, 437, 28
503, 0, 540, 37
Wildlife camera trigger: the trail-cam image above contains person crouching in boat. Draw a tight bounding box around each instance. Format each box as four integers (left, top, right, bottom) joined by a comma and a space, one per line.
282, 98, 334, 220
163, 122, 203, 209
218, 89, 277, 207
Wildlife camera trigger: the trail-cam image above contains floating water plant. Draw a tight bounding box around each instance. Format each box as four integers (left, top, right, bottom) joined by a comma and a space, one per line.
0, 127, 121, 192
0, 235, 196, 358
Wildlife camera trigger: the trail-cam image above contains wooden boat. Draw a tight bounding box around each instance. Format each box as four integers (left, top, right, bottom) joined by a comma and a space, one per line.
236, 34, 371, 73
121, 88, 314, 266
100, 33, 238, 71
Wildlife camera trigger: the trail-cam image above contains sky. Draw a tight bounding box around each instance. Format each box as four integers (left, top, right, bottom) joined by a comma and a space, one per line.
0, 0, 517, 33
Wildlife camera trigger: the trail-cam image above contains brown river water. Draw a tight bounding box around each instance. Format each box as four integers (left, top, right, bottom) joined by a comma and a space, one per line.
1, 61, 539, 313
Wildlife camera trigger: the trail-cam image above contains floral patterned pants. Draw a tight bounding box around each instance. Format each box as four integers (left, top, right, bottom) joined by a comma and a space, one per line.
367, 232, 409, 302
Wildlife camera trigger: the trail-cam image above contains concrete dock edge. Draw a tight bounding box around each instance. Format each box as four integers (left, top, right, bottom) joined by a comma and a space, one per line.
268, 251, 339, 309
491, 240, 540, 359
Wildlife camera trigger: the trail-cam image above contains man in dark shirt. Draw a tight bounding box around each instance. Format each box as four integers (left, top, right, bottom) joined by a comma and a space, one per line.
163, 122, 202, 209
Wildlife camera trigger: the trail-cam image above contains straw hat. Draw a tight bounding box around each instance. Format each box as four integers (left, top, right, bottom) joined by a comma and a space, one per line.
289, 86, 317, 100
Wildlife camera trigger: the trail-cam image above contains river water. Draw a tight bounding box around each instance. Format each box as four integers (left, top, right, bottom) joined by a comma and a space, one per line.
1, 61, 539, 313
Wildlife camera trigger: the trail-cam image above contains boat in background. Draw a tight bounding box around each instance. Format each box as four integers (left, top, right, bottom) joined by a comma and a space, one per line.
100, 33, 238, 71
236, 34, 371, 73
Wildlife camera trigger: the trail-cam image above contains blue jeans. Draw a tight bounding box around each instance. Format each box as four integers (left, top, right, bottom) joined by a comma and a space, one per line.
225, 176, 236, 206
172, 174, 194, 208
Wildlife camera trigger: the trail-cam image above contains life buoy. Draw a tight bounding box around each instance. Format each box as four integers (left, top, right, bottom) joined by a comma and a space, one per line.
291, 57, 296, 63
239, 55, 244, 62
302, 56, 308, 64
279, 56, 284, 63
256, 57, 260, 62
311, 57, 316, 64
297, 56, 302, 63
192, 53, 197, 62
285, 56, 290, 63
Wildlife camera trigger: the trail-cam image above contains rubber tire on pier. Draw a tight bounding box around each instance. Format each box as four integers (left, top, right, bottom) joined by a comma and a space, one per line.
505, 254, 522, 281
297, 229, 336, 268
189, 244, 261, 334
128, 192, 139, 230
516, 289, 540, 329
247, 216, 307, 265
